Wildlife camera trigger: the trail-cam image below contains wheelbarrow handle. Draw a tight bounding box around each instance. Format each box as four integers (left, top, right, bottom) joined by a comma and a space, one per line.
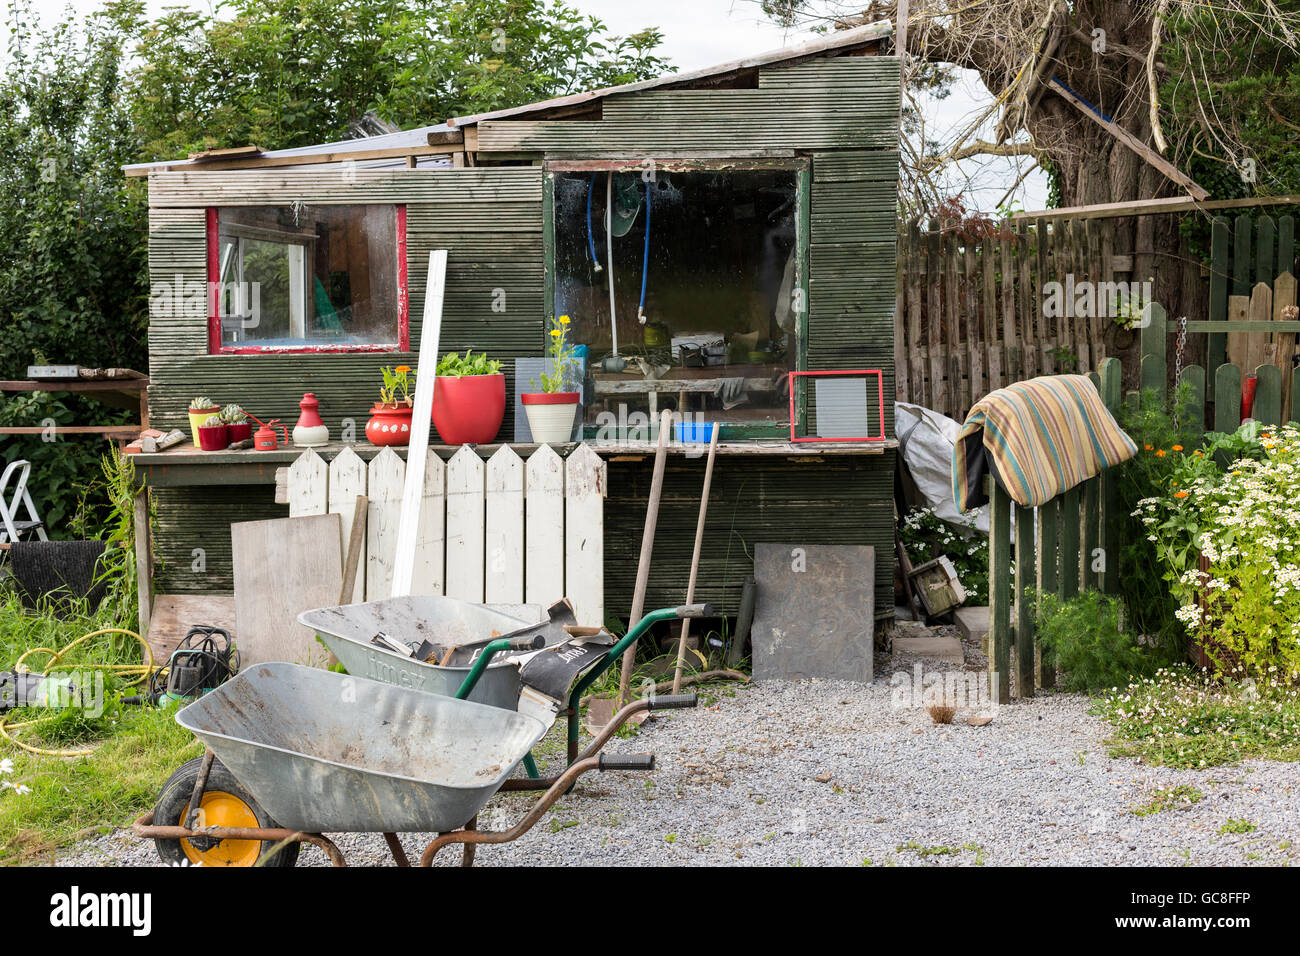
647, 693, 697, 710
453, 635, 541, 700
676, 604, 714, 618
599, 753, 655, 771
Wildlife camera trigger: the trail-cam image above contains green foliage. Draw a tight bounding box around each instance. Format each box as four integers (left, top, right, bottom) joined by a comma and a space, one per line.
1035, 590, 1160, 692
70, 451, 145, 627
1111, 388, 1205, 658
435, 350, 503, 377
378, 365, 414, 406
1130, 784, 1203, 817
129, 0, 673, 160
898, 506, 989, 604
1098, 667, 1300, 768
0, 0, 148, 381
1142, 422, 1300, 680
1163, 2, 1300, 198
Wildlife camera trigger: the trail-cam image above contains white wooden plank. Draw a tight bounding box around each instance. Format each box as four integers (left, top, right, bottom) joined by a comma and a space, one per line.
366, 447, 406, 601
391, 249, 447, 597
288, 449, 327, 517
445, 445, 485, 602
564, 444, 606, 627
486, 446, 525, 604
411, 453, 446, 596
524, 444, 565, 608
327, 446, 368, 604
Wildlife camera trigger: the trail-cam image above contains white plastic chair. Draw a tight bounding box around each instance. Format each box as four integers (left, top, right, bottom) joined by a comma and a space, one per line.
0, 460, 48, 545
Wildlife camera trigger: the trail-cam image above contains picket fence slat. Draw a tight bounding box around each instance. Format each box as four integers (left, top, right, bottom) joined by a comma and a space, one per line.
1014, 502, 1036, 699
565, 444, 607, 627
366, 448, 405, 601
525, 444, 566, 610
327, 446, 368, 603
485, 446, 525, 605
446, 446, 486, 602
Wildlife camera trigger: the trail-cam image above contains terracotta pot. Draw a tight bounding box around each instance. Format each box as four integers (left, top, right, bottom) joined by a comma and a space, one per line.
227, 422, 253, 443
366, 403, 414, 446
188, 407, 219, 447
197, 422, 230, 451
521, 391, 580, 444
432, 373, 506, 445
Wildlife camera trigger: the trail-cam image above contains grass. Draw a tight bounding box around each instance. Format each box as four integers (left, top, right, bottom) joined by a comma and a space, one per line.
1129, 785, 1204, 817
1218, 818, 1257, 835
1095, 667, 1300, 769
0, 590, 200, 865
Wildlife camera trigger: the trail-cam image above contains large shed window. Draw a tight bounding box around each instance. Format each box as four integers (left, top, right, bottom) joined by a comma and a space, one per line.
208, 204, 407, 352
553, 168, 799, 431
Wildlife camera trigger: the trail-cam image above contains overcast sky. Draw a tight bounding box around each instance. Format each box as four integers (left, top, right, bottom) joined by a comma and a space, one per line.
8, 0, 1047, 210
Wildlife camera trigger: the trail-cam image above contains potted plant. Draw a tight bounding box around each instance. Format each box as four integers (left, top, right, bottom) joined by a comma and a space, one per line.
366, 365, 415, 446
221, 404, 253, 443
431, 350, 506, 445
197, 414, 230, 451
188, 396, 219, 447
521, 314, 581, 444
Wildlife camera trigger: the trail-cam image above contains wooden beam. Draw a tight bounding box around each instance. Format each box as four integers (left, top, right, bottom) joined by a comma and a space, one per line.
1045, 77, 1208, 200
126, 143, 456, 177
1011, 193, 1300, 223
188, 144, 263, 161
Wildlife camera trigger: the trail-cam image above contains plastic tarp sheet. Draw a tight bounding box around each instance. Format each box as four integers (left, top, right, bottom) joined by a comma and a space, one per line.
895, 402, 989, 534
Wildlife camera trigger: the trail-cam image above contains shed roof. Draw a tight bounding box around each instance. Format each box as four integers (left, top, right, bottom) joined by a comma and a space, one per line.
123, 19, 892, 176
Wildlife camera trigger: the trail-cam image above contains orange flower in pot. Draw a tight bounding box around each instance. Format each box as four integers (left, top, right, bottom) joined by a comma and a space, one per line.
431, 350, 506, 445
366, 365, 415, 447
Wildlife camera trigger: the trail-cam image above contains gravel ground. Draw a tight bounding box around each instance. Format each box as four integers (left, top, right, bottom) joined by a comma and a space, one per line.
57, 636, 1300, 868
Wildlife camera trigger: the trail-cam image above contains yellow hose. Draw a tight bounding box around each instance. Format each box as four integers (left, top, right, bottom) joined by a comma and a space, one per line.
1, 628, 153, 757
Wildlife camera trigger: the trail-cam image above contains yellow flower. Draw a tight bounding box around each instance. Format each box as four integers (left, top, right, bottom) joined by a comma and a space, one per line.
559, 314, 571, 325
549, 329, 562, 337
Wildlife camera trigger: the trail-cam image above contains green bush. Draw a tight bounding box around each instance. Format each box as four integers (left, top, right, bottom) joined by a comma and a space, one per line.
1035, 590, 1159, 692
898, 507, 990, 604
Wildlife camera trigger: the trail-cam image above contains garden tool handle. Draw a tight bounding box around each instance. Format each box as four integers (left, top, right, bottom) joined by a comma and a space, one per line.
509, 633, 546, 651
599, 754, 655, 772
647, 693, 697, 710
676, 603, 713, 618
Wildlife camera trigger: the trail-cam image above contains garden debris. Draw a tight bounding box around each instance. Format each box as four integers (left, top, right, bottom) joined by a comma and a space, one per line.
968, 715, 995, 727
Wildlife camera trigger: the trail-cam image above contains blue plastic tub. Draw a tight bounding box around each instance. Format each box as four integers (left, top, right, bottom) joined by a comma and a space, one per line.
675, 421, 717, 443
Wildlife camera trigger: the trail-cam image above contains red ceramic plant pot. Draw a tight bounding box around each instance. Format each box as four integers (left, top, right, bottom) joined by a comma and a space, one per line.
366, 403, 414, 446
197, 423, 230, 451
432, 373, 506, 445
227, 422, 253, 443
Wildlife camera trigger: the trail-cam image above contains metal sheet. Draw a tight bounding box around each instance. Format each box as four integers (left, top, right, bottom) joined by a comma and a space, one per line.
750, 543, 875, 681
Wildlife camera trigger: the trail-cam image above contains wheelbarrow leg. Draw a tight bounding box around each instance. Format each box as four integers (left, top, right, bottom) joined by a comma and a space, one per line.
382, 832, 410, 867
522, 752, 540, 779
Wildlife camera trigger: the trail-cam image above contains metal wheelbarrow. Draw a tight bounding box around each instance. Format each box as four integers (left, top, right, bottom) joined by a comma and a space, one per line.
304, 598, 712, 792
132, 606, 708, 867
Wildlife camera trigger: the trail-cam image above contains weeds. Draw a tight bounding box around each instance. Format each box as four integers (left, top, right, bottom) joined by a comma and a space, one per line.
1130, 785, 1204, 816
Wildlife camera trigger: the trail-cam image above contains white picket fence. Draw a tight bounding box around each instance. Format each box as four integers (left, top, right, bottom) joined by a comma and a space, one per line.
286, 444, 606, 626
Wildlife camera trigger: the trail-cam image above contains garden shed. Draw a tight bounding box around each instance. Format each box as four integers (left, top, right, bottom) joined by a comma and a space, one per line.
126, 22, 902, 632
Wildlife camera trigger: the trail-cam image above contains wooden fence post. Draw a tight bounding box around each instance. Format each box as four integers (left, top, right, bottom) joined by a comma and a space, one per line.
988, 477, 1012, 705
1214, 363, 1243, 433
1140, 301, 1168, 400
1014, 503, 1035, 699
1060, 485, 1082, 600
1098, 358, 1123, 596
1035, 496, 1058, 689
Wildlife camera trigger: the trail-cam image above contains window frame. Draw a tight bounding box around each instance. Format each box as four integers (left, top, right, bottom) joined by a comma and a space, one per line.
206, 204, 410, 355
543, 158, 811, 441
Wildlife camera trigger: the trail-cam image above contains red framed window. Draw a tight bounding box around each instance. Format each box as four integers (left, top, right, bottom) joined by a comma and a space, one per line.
207, 204, 409, 354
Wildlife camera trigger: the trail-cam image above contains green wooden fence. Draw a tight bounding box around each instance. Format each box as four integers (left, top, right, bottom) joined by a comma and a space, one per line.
984, 294, 1300, 700
1206, 213, 1297, 377
984, 358, 1120, 701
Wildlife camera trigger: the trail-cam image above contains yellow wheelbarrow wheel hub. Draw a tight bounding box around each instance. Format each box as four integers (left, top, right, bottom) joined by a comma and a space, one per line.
180, 791, 263, 867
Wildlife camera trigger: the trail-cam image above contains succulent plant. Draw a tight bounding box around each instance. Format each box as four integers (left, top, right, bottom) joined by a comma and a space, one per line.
190, 396, 215, 411
220, 403, 248, 424
201, 414, 225, 427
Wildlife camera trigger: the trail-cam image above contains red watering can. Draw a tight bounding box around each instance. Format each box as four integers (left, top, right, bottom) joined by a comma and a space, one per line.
249, 415, 288, 451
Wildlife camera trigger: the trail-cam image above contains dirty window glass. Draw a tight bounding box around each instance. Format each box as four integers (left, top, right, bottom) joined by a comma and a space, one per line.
553, 170, 798, 430
214, 204, 402, 350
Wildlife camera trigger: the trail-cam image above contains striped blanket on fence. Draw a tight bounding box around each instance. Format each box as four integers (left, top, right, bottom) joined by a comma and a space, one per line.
952, 374, 1137, 511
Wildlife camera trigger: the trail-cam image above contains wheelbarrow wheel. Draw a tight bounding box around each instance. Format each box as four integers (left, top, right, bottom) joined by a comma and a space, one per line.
153, 756, 300, 868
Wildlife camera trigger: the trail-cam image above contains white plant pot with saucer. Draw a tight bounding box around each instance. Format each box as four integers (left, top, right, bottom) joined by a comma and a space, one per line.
521, 391, 580, 444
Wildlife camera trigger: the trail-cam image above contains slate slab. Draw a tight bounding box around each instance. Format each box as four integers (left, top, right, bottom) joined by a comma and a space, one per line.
751, 543, 875, 681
